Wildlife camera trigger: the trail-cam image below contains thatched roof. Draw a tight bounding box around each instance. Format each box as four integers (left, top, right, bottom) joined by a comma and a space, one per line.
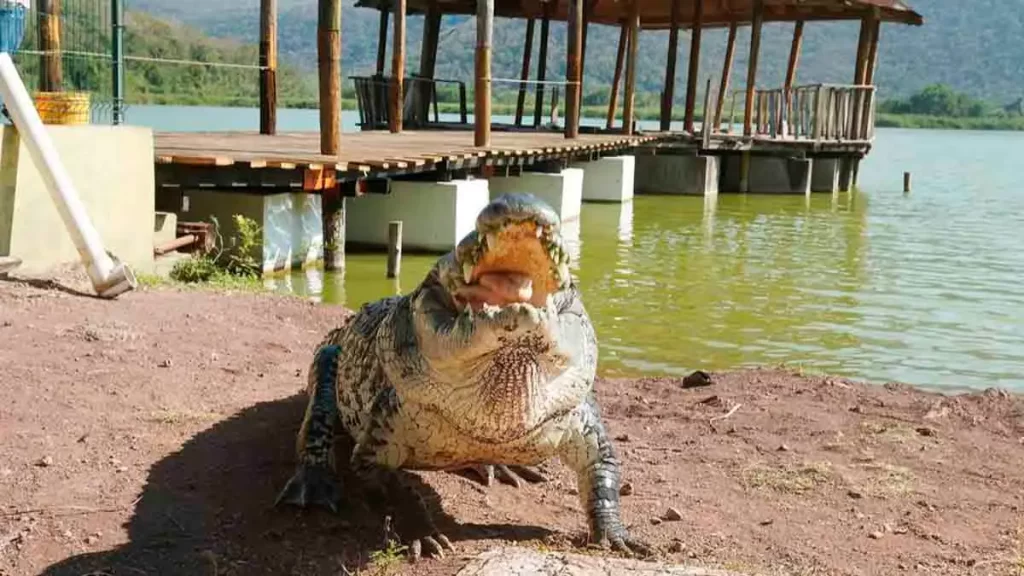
353, 0, 923, 29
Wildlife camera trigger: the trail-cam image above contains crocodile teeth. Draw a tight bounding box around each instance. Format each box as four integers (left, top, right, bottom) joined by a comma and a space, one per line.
535, 226, 544, 238
463, 262, 474, 284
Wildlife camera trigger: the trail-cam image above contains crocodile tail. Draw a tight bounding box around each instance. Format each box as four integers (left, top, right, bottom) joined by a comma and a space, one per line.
306, 342, 343, 398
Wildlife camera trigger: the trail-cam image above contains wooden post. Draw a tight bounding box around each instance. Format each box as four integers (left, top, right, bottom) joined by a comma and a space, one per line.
514, 19, 535, 127
713, 23, 737, 132
784, 21, 804, 96
418, 6, 441, 122
661, 0, 680, 132
743, 0, 763, 137
389, 0, 406, 133
864, 18, 881, 85
387, 221, 402, 278
853, 16, 871, 84
259, 0, 278, 135
323, 187, 345, 271
475, 0, 494, 146
565, 0, 583, 139
111, 0, 125, 124
683, 0, 704, 133
606, 22, 627, 130
851, 14, 874, 141
622, 2, 639, 136
903, 171, 911, 193
318, 0, 341, 156
578, 0, 591, 115
701, 77, 712, 148
38, 0, 62, 92
532, 10, 550, 128
376, 5, 389, 75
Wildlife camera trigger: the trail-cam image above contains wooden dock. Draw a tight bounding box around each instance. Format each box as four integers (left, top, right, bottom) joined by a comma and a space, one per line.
154, 130, 660, 192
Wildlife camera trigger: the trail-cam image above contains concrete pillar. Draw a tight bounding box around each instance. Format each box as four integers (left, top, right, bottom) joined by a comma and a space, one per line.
489, 167, 584, 222
184, 190, 324, 275
345, 178, 489, 252
569, 155, 635, 203
746, 156, 812, 195
810, 157, 840, 193
634, 154, 719, 196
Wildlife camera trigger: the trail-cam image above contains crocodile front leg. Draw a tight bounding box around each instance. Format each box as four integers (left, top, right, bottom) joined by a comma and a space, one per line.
351, 387, 455, 561
276, 344, 344, 513
560, 392, 653, 557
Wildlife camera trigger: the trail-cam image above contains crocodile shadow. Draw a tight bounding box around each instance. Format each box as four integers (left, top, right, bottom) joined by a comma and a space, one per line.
41, 393, 554, 576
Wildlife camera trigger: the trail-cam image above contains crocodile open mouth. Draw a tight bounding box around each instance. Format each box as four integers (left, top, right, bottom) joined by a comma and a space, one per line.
453, 219, 570, 313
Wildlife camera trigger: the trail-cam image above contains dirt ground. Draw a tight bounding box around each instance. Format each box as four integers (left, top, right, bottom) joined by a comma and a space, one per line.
1, 272, 1023, 576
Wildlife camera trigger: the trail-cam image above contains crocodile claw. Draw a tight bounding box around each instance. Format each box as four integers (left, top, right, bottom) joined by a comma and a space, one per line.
590, 525, 655, 559
463, 464, 548, 488
408, 532, 456, 561
275, 464, 342, 513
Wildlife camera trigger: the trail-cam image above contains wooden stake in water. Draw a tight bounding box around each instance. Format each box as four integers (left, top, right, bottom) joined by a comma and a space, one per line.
903, 171, 911, 192
387, 220, 402, 278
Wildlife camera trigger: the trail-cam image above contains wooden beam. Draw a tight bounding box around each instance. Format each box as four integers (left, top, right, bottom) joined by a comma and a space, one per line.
606, 21, 627, 130
578, 0, 592, 119
376, 4, 389, 75
661, 0, 680, 132
622, 1, 640, 136
784, 20, 803, 95
318, 0, 341, 155
475, 0, 494, 146
418, 5, 441, 121
389, 0, 407, 133
532, 9, 550, 128
515, 19, 535, 127
565, 0, 583, 139
853, 15, 871, 84
38, 0, 62, 92
683, 0, 704, 133
259, 0, 278, 135
713, 23, 737, 131
743, 0, 763, 137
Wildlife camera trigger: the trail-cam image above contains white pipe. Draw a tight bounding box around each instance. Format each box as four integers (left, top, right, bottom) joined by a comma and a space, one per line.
0, 52, 135, 298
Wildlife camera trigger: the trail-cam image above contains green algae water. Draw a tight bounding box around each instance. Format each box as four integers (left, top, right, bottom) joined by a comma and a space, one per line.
263, 127, 1024, 393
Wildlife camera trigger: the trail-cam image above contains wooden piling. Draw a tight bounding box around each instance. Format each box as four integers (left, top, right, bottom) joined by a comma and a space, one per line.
606, 22, 627, 130
622, 2, 639, 136
38, 0, 62, 92
387, 221, 403, 278
514, 19, 535, 127
743, 0, 763, 137
318, 0, 341, 156
661, 0, 680, 132
323, 187, 345, 271
533, 11, 550, 128
475, 0, 494, 146
713, 23, 737, 132
565, 0, 583, 139
683, 0, 703, 133
418, 6, 441, 122
376, 4, 389, 75
903, 171, 911, 193
864, 17, 882, 85
784, 21, 804, 96
259, 0, 278, 135
389, 0, 406, 133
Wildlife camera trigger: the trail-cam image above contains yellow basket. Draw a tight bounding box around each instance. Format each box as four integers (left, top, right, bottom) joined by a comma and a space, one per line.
32, 91, 91, 125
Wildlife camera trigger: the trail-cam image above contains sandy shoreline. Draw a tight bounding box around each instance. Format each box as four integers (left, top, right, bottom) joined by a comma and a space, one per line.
1, 275, 1021, 576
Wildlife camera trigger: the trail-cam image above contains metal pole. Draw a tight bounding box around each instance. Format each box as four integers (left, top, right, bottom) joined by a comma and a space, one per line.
111, 0, 124, 125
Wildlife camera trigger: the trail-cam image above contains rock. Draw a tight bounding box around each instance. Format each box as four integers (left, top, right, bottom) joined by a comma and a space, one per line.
915, 426, 937, 437
36, 456, 53, 467
620, 482, 634, 496
84, 535, 98, 545
663, 507, 683, 521
848, 489, 864, 499
667, 540, 684, 553
615, 433, 631, 442
778, 444, 791, 452
682, 370, 713, 389
650, 517, 663, 525
158, 359, 172, 368
869, 531, 883, 540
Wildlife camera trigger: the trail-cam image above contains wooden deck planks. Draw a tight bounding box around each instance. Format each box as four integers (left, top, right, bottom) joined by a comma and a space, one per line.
153, 130, 657, 174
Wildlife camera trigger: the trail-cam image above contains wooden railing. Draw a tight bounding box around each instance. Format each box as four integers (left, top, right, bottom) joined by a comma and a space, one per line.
350, 75, 468, 131
721, 83, 877, 142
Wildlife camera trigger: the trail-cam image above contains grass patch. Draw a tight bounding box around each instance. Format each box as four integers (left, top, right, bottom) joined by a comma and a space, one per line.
366, 539, 408, 576
740, 461, 835, 494
859, 420, 920, 445
162, 214, 267, 293
853, 462, 916, 498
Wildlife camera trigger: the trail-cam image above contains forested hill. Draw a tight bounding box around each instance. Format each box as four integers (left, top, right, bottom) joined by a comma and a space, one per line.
128, 0, 1022, 105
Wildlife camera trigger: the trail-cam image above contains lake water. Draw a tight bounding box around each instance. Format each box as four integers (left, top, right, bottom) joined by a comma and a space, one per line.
125, 105, 1024, 393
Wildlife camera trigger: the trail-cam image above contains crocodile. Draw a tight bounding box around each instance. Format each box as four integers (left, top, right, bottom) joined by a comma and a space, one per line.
275, 192, 650, 560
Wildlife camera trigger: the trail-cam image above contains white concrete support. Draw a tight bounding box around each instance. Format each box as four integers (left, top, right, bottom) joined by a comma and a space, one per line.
810, 157, 840, 193
181, 190, 323, 276
570, 155, 635, 203
634, 154, 719, 196
345, 179, 490, 252
489, 168, 584, 222
746, 156, 812, 195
